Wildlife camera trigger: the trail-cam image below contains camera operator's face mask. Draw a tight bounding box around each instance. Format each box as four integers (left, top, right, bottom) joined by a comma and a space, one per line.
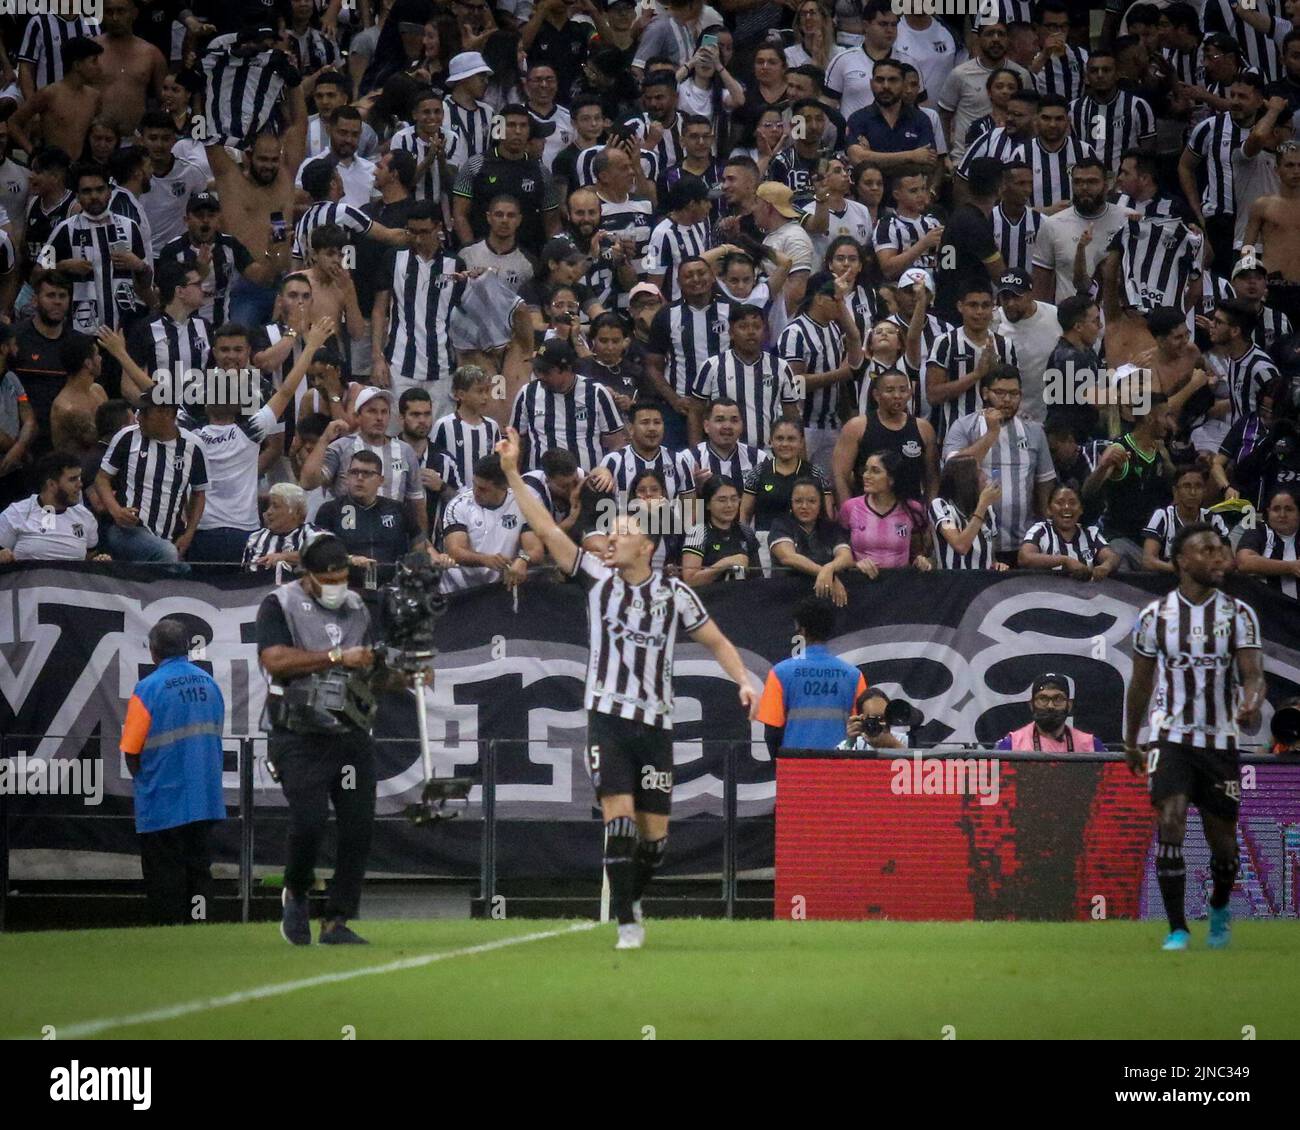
1032, 691, 1070, 732
310, 571, 351, 610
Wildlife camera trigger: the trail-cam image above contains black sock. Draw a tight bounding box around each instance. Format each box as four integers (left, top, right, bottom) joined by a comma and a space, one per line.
1156, 841, 1189, 933
604, 816, 638, 926
632, 836, 667, 903
1209, 854, 1239, 911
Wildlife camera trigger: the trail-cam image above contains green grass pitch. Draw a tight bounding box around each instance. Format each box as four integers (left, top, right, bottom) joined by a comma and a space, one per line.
3, 919, 1298, 1040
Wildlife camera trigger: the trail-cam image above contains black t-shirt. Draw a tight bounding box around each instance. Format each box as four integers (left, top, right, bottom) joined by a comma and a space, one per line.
526, 20, 593, 100
684, 522, 760, 570
579, 357, 642, 407
11, 319, 90, 450
1043, 339, 1103, 441
768, 513, 848, 567
1102, 433, 1172, 541
743, 459, 830, 531
356, 197, 420, 317
314, 495, 419, 569
934, 203, 997, 320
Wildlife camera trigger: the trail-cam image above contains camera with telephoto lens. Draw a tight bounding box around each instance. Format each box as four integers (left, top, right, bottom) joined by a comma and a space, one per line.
861, 715, 886, 738
1272, 698, 1300, 749
380, 552, 447, 672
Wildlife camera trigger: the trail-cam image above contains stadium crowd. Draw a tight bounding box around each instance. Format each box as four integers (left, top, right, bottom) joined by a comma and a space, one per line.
0, 0, 1296, 609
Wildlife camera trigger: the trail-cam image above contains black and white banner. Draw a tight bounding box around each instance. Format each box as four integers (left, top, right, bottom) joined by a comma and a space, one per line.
2, 565, 1299, 872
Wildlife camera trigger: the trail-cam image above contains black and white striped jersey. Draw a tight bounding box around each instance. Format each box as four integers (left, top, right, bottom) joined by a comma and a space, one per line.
1107, 217, 1203, 312
509, 373, 624, 472
293, 199, 373, 261
430, 412, 502, 492
646, 298, 732, 400
100, 424, 209, 541
201, 45, 297, 147
778, 314, 847, 432
1163, 47, 1199, 88
1133, 588, 1263, 750
1237, 524, 1298, 599
974, 0, 1033, 25
389, 124, 464, 202
926, 326, 1018, 439
959, 133, 1094, 209
1021, 519, 1109, 567
622, 112, 685, 174
1034, 44, 1089, 101
1186, 112, 1247, 218
1142, 505, 1230, 562
127, 312, 213, 387
568, 547, 710, 729
574, 145, 661, 190
873, 211, 943, 271
1068, 90, 1155, 174
691, 348, 799, 448
1114, 191, 1187, 221
645, 217, 710, 303
109, 186, 153, 258
1224, 345, 1279, 426
242, 521, 322, 570
686, 441, 768, 491
991, 203, 1042, 274
42, 210, 151, 333
376, 249, 465, 387
443, 97, 494, 160
520, 467, 572, 522
17, 14, 97, 88
930, 497, 999, 570
286, 26, 341, 74
1203, 0, 1282, 82
598, 192, 656, 283
600, 444, 696, 500
156, 233, 254, 327
24, 189, 75, 268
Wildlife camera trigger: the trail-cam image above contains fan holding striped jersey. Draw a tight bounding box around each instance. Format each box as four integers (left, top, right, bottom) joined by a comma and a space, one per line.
1125, 523, 1266, 953
496, 426, 758, 951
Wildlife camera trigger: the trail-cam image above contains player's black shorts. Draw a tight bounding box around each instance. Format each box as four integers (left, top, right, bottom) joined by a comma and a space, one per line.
1148, 740, 1242, 819
584, 710, 674, 816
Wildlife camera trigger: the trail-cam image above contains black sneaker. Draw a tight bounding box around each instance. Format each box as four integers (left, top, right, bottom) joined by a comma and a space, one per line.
280, 888, 311, 946
319, 918, 369, 945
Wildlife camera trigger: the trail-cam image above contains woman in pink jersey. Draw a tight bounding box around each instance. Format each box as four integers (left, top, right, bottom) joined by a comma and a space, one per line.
838, 450, 932, 577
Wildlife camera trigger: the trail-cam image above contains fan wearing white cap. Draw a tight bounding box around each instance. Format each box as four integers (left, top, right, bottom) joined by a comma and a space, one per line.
300, 386, 428, 537
444, 51, 496, 160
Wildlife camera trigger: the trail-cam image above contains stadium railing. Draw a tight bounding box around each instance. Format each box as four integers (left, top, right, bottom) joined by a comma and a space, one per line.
2, 736, 1298, 928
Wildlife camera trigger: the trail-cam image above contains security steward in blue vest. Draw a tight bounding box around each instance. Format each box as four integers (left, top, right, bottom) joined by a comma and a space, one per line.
256, 533, 392, 946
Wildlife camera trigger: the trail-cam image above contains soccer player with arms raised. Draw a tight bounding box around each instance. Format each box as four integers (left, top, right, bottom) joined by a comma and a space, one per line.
1125, 524, 1266, 952
496, 427, 758, 950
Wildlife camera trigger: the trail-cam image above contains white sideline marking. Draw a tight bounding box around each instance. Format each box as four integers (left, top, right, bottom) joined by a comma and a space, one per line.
51, 921, 600, 1039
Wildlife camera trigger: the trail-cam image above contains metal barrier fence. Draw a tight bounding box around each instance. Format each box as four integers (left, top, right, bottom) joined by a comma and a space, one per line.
2, 735, 1297, 928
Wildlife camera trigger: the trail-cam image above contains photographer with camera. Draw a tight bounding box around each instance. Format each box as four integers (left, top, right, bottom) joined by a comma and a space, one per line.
256, 533, 411, 947
839, 688, 914, 751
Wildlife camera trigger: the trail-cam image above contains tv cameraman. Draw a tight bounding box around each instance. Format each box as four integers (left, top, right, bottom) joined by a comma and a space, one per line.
256, 533, 415, 947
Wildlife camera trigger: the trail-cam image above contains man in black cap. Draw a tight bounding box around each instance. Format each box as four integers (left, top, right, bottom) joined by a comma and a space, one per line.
993, 268, 1060, 426
508, 339, 627, 471
156, 191, 271, 329
995, 673, 1103, 752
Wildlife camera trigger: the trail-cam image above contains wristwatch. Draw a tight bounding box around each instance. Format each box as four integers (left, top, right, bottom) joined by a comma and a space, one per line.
329, 394, 343, 404
328, 646, 344, 666
284, 328, 298, 339
516, 551, 532, 565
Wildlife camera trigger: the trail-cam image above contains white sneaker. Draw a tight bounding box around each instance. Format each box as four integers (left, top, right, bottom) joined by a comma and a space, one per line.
615, 922, 645, 950
632, 899, 643, 924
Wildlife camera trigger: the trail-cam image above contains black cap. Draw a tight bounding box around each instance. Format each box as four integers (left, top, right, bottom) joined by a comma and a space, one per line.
540, 236, 586, 265
535, 340, 578, 370
187, 191, 220, 214
237, 23, 277, 44
996, 268, 1032, 296
1031, 672, 1072, 697
530, 117, 557, 139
